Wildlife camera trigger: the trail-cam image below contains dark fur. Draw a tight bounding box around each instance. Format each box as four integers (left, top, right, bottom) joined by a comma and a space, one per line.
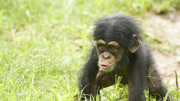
79, 14, 169, 101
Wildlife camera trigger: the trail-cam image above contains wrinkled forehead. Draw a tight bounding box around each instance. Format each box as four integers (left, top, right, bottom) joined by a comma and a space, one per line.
93, 25, 132, 48
96, 39, 120, 46
94, 33, 130, 48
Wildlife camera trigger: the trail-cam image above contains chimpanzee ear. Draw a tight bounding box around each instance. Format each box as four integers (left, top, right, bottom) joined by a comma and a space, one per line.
129, 34, 140, 53
93, 40, 97, 46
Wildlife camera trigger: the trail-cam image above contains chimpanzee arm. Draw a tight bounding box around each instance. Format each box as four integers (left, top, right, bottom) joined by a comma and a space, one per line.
128, 52, 145, 101
79, 47, 99, 100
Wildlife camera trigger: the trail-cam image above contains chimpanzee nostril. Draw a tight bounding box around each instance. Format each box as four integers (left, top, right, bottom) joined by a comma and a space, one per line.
103, 54, 111, 59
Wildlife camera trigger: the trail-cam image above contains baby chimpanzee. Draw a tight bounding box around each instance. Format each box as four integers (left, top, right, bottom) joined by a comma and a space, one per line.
79, 14, 169, 101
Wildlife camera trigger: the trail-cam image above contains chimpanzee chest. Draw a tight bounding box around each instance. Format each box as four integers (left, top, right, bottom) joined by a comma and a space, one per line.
115, 66, 128, 85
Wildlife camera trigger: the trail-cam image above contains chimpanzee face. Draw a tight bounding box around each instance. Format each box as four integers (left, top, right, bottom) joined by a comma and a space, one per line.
94, 39, 124, 72
94, 34, 140, 72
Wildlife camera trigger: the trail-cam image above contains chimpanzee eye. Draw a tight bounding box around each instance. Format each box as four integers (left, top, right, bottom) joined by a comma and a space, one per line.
98, 45, 106, 50
109, 46, 118, 51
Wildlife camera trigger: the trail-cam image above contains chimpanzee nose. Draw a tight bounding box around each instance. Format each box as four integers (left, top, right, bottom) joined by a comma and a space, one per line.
103, 53, 111, 59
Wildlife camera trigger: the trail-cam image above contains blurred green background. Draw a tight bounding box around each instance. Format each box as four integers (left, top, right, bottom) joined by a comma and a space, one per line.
0, 0, 180, 100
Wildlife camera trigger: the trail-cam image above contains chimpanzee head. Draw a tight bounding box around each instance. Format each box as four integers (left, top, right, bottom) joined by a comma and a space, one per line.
93, 14, 141, 72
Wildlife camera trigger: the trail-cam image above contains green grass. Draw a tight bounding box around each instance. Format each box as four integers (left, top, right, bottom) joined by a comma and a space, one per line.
0, 0, 179, 100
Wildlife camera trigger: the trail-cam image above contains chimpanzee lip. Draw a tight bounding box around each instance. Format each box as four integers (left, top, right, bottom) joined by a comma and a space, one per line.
100, 64, 113, 68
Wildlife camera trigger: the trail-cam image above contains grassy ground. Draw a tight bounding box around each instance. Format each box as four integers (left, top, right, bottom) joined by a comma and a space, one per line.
0, 0, 179, 100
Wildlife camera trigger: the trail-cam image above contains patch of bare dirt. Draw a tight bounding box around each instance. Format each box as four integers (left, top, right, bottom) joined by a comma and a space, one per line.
143, 11, 180, 86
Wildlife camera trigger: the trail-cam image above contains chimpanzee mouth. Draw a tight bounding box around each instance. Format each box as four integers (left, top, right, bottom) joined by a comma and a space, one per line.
101, 64, 109, 68
100, 64, 113, 69
99, 65, 114, 72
